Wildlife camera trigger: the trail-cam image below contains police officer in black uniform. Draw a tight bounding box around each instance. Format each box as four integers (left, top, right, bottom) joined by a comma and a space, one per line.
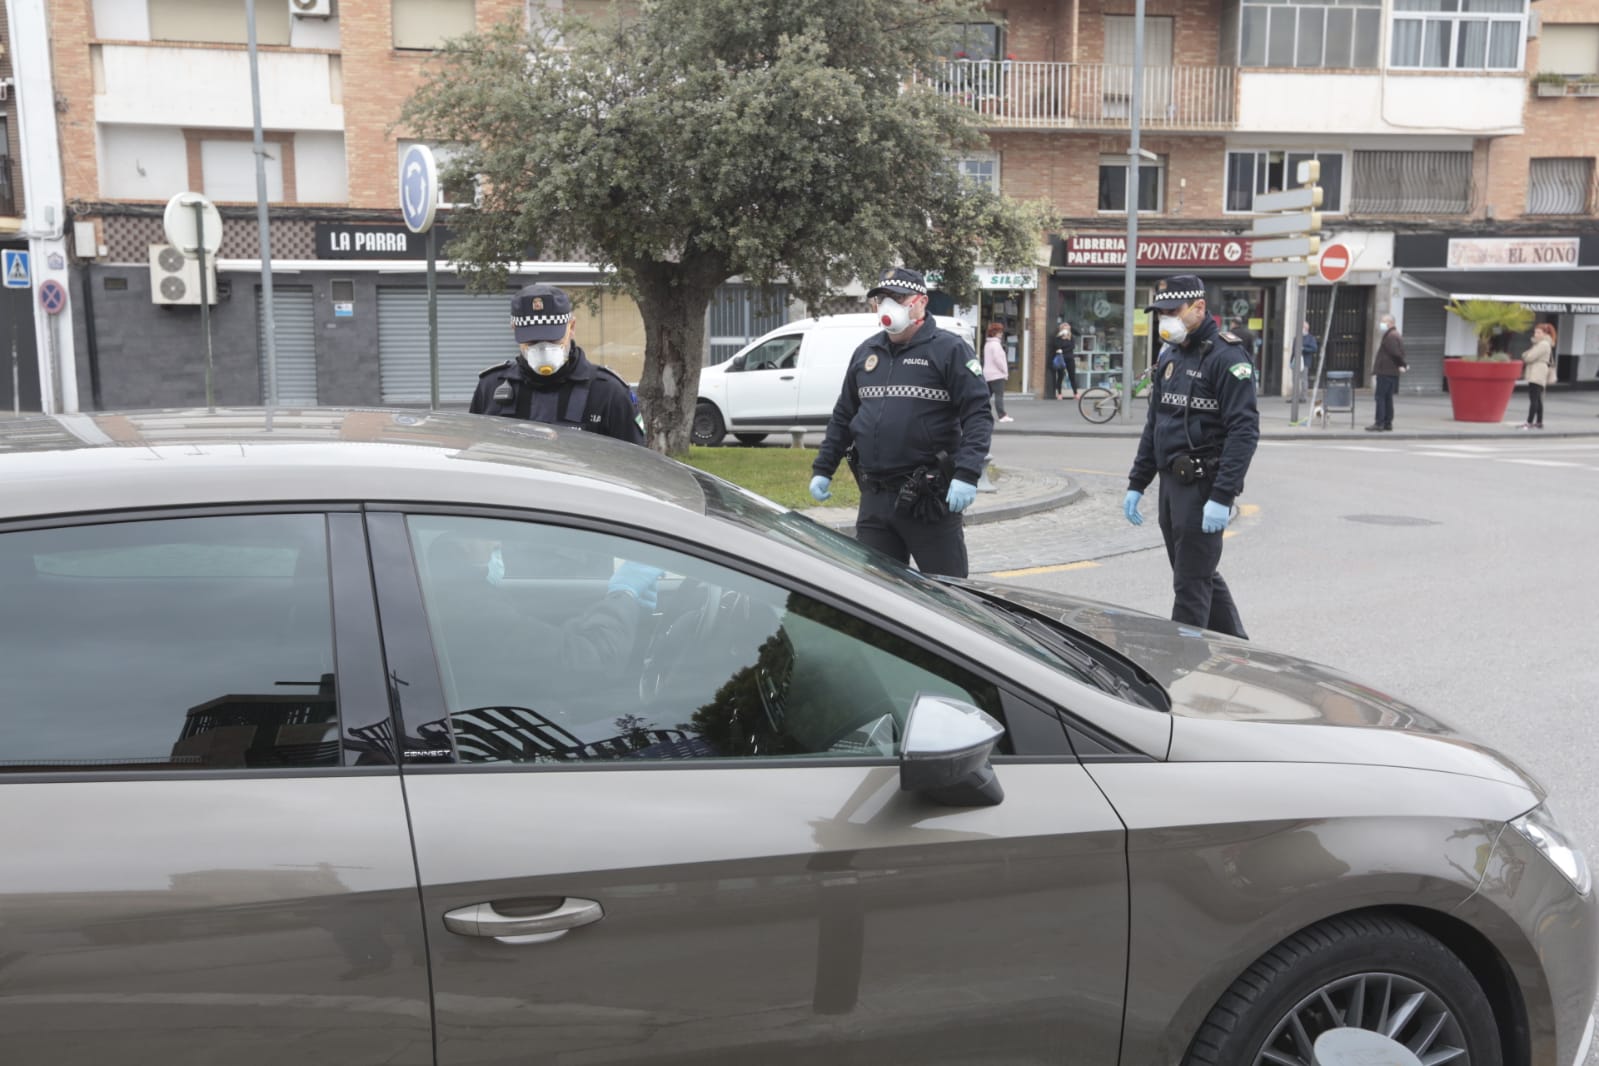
1123, 274, 1260, 639
469, 282, 645, 446
808, 267, 994, 578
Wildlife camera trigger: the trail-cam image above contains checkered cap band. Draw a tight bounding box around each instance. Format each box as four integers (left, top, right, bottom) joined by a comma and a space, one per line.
1156, 289, 1204, 304
877, 280, 926, 295
512, 313, 573, 327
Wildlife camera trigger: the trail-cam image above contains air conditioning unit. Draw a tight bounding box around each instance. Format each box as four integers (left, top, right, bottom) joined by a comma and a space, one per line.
149, 244, 217, 306
289, 0, 332, 18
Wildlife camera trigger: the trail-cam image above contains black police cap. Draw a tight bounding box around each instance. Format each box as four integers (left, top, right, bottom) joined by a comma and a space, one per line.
511, 283, 574, 343
866, 267, 928, 299
1146, 274, 1208, 313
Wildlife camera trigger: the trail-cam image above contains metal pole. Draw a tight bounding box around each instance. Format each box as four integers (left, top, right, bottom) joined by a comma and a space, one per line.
1282, 277, 1299, 421
246, 0, 278, 407
1309, 282, 1339, 425
10, 318, 17, 415
1289, 284, 1302, 424
1120, 0, 1146, 422
195, 203, 214, 412
427, 227, 439, 410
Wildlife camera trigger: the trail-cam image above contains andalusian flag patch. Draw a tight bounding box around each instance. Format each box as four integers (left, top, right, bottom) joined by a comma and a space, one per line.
1229, 363, 1254, 380
966, 358, 983, 377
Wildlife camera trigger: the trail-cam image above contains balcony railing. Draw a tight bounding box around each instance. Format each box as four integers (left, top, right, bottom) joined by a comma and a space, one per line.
918, 60, 1237, 130
0, 156, 15, 217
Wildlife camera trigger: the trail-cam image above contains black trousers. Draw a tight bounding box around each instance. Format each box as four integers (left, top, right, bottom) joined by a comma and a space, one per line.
988, 380, 1007, 418
1527, 383, 1544, 426
1158, 474, 1247, 639
1374, 374, 1398, 429
855, 484, 968, 578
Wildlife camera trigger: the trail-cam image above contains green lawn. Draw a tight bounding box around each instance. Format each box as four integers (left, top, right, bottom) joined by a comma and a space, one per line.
682, 445, 860, 511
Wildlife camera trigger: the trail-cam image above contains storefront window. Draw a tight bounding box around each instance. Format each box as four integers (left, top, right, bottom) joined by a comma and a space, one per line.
1055, 287, 1157, 390
981, 291, 1029, 392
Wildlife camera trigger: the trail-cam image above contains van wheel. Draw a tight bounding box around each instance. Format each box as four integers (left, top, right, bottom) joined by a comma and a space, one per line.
733, 433, 767, 446
691, 402, 725, 446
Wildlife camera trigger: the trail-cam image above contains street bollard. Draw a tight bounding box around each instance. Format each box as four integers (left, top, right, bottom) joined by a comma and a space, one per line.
789, 426, 806, 449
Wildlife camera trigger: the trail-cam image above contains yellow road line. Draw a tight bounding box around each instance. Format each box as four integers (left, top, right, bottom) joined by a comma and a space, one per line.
989, 560, 1101, 578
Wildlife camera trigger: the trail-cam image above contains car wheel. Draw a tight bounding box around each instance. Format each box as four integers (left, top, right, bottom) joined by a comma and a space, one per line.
1183, 914, 1501, 1066
733, 433, 767, 446
691, 401, 725, 446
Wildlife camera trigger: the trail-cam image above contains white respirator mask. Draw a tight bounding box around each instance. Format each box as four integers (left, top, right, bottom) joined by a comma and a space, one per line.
524, 341, 569, 376
1157, 315, 1189, 345
878, 296, 914, 334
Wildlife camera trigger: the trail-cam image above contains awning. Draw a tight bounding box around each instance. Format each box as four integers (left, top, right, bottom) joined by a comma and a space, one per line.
1402, 269, 1599, 314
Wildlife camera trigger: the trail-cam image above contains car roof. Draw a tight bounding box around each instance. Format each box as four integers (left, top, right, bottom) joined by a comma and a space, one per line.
0, 409, 711, 524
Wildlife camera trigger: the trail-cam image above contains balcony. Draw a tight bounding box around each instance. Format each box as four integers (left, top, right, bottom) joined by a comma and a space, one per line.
917, 60, 1236, 131
1235, 70, 1525, 134
93, 43, 343, 131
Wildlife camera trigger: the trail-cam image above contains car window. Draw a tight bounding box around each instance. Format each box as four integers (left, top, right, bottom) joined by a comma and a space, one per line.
0, 515, 342, 772
740, 335, 802, 372
406, 514, 1005, 763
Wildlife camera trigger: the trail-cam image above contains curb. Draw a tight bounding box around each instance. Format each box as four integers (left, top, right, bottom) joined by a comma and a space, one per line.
802, 475, 1086, 537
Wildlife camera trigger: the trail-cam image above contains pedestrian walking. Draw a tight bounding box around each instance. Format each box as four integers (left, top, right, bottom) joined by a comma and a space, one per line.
808, 267, 994, 578
1123, 274, 1260, 640
1050, 322, 1079, 400
1367, 313, 1408, 432
1298, 320, 1318, 402
983, 323, 1014, 423
1520, 323, 1556, 430
470, 283, 646, 445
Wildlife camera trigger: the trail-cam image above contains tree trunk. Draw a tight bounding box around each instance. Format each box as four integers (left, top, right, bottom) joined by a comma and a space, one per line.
634, 270, 720, 456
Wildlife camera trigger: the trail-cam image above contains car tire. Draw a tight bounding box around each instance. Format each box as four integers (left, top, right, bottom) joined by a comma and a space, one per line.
691, 401, 725, 446
733, 433, 767, 446
1182, 913, 1501, 1066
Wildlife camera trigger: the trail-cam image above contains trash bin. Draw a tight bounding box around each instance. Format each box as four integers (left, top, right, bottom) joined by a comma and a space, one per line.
1325, 371, 1354, 409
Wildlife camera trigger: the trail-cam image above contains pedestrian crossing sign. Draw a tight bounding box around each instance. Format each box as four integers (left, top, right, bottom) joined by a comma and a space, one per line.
2, 249, 30, 289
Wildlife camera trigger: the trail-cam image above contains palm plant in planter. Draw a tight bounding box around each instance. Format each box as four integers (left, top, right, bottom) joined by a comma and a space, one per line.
1442, 300, 1535, 422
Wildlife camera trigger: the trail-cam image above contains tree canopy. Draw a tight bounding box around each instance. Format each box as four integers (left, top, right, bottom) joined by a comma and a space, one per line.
404, 0, 1052, 452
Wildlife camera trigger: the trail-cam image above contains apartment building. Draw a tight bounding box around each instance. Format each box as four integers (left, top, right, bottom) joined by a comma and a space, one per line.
929, 0, 1599, 398
42, 0, 791, 412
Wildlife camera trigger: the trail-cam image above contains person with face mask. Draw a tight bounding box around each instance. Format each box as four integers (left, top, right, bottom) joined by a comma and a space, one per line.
808, 267, 994, 578
469, 283, 646, 445
1367, 313, 1408, 432
1123, 274, 1260, 640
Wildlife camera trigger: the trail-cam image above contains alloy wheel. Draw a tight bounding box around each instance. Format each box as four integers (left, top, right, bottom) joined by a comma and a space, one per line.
1252, 972, 1470, 1066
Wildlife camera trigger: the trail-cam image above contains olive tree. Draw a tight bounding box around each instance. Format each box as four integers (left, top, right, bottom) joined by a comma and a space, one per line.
404, 0, 1050, 453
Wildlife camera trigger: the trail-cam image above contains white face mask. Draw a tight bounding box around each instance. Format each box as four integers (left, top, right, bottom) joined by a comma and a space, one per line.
1379, 322, 1390, 333
524, 341, 569, 376
878, 296, 914, 334
1158, 315, 1189, 345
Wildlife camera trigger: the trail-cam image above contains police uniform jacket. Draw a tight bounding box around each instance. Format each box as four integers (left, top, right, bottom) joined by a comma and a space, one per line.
1128, 317, 1260, 508
813, 316, 994, 485
469, 344, 645, 446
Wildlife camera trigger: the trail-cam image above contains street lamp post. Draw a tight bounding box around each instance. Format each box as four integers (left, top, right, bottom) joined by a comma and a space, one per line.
1120, 0, 1147, 423
245, 0, 278, 407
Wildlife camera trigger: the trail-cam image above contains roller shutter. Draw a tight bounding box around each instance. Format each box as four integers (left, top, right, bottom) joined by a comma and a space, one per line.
257, 286, 317, 406
1401, 298, 1447, 394
378, 288, 511, 405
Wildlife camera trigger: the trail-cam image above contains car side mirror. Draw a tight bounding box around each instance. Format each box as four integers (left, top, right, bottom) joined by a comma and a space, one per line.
729, 354, 746, 371
898, 693, 1005, 807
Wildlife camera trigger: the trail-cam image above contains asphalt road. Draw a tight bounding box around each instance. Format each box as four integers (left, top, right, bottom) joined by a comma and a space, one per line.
976, 431, 1599, 1062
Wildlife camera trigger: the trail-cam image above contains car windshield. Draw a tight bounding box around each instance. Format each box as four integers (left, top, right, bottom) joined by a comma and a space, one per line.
691, 470, 1120, 694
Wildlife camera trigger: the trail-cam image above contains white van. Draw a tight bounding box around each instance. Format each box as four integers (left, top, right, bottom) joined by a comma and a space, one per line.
692, 313, 975, 445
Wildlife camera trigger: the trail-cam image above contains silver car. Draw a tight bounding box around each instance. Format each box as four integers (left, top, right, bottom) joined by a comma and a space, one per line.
1, 409, 1593, 1066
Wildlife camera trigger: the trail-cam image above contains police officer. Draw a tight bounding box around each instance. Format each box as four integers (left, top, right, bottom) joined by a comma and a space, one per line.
469, 282, 645, 445
1123, 274, 1260, 639
808, 267, 994, 578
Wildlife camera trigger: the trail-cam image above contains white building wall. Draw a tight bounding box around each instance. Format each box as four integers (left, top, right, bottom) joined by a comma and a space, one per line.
99, 125, 189, 200
289, 10, 341, 48
94, 46, 343, 131
1236, 72, 1526, 135
91, 0, 150, 40
294, 132, 348, 204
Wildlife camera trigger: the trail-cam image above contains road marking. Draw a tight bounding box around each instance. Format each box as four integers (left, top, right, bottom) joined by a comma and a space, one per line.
1415, 451, 1479, 458
1501, 459, 1587, 468
989, 560, 1101, 578
1324, 445, 1396, 453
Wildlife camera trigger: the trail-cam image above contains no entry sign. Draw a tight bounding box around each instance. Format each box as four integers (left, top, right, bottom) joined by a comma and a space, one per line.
1319, 243, 1352, 283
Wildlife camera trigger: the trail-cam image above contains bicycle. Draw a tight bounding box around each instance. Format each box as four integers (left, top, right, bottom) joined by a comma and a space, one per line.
1077, 366, 1155, 424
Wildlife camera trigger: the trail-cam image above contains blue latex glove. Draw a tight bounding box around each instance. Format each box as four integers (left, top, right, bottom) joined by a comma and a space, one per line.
1123, 489, 1143, 526
608, 562, 664, 610
946, 479, 977, 514
1202, 500, 1231, 534
809, 475, 832, 502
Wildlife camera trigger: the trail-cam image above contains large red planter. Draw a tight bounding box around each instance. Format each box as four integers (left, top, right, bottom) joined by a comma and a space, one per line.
1442, 358, 1523, 423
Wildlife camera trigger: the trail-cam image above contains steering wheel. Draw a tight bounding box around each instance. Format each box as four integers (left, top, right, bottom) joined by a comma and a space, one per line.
638, 579, 722, 703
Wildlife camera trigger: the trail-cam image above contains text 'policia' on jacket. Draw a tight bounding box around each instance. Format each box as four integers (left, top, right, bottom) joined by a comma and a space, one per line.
812, 316, 994, 485
1128, 316, 1260, 508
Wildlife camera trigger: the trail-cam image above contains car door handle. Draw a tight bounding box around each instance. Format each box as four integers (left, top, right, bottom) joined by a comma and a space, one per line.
443, 898, 604, 945
780, 374, 795, 381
